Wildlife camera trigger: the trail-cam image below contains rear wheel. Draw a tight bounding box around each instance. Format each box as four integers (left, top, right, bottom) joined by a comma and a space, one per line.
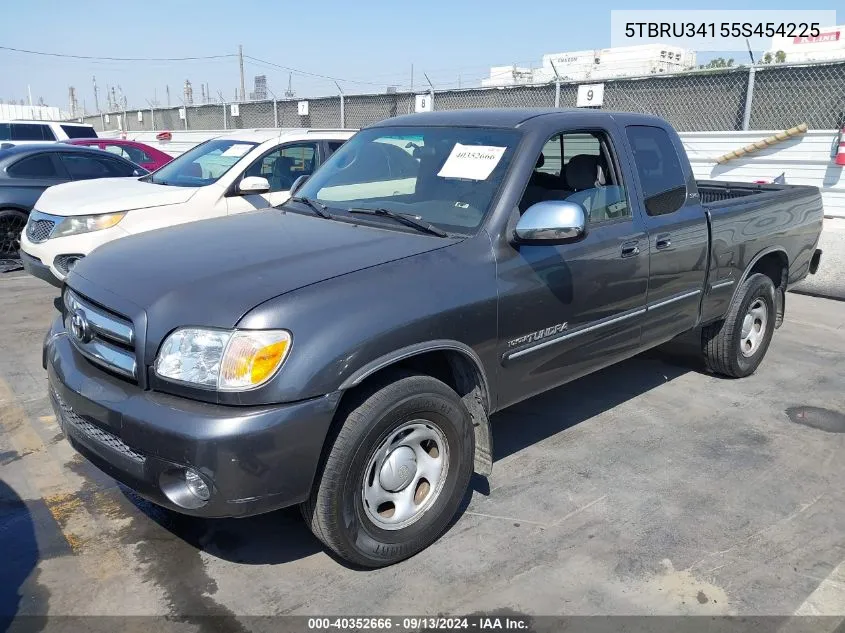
702, 273, 777, 378
0, 209, 27, 259
302, 371, 474, 567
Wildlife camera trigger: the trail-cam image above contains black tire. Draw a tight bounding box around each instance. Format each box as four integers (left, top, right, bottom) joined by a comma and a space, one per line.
0, 209, 28, 259
702, 273, 777, 378
302, 370, 474, 568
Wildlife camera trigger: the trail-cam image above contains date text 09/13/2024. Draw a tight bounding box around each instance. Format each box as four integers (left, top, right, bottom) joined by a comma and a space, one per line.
307, 617, 530, 630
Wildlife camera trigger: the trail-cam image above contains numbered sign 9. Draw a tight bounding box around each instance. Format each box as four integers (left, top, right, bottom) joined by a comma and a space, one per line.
576, 83, 605, 108
415, 94, 432, 113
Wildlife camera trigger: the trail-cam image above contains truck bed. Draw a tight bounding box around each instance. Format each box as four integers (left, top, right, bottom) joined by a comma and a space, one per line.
696, 179, 824, 324
696, 180, 816, 206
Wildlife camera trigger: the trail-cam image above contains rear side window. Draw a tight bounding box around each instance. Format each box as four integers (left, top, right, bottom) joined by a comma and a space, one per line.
327, 141, 346, 156
61, 125, 97, 139
625, 125, 687, 216
7, 154, 59, 178
9, 124, 55, 141
104, 144, 152, 164
59, 153, 134, 179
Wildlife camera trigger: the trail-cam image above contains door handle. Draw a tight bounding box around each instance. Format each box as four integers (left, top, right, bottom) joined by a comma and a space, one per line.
656, 235, 672, 250
621, 241, 640, 258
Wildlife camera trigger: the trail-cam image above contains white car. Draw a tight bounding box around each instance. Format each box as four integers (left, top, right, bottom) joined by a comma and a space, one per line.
20, 128, 354, 286
1, 120, 98, 145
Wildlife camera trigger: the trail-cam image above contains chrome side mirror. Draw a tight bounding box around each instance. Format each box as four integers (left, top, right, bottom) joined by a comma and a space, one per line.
514, 200, 587, 244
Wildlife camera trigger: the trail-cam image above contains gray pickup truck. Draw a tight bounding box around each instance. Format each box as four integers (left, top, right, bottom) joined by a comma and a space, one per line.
44, 109, 823, 567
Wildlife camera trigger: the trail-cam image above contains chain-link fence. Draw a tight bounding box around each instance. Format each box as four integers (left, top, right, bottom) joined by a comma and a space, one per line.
78, 59, 845, 135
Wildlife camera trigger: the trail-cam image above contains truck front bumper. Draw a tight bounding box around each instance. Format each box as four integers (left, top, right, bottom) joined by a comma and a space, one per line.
44, 317, 341, 518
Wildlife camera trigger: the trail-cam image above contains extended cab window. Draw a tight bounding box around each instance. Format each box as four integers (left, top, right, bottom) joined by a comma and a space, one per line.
520, 131, 630, 224
625, 125, 687, 216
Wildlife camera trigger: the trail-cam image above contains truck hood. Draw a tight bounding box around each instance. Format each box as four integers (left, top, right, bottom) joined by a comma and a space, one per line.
36, 178, 199, 216
67, 209, 460, 358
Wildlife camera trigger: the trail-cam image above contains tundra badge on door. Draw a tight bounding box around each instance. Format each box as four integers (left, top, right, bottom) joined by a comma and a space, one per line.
508, 322, 568, 348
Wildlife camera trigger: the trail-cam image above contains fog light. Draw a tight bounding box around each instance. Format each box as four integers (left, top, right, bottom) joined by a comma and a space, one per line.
184, 469, 210, 501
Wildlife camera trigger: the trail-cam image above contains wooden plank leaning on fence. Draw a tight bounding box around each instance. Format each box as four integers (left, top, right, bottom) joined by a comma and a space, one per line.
715, 123, 809, 164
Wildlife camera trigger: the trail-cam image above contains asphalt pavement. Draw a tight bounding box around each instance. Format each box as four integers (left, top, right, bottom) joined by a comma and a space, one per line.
1, 271, 844, 625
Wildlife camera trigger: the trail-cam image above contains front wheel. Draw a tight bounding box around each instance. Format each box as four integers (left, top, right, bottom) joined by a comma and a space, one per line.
0, 209, 27, 259
702, 273, 777, 378
302, 371, 474, 567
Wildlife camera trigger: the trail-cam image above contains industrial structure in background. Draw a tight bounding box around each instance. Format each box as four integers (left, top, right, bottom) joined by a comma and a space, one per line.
250, 75, 267, 101
768, 24, 845, 62
183, 80, 194, 106
68, 86, 79, 118
482, 44, 696, 87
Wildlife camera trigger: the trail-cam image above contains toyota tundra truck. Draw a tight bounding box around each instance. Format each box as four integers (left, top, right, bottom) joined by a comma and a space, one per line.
43, 109, 824, 568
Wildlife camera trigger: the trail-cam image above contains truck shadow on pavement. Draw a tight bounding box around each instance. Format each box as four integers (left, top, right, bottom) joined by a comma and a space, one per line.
117, 340, 706, 571
0, 477, 43, 627
487, 341, 704, 466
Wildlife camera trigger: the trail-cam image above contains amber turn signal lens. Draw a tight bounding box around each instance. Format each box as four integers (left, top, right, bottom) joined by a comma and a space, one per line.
219, 331, 292, 389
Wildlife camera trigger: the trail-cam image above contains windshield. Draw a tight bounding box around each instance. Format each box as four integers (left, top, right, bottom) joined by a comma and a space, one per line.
146, 138, 257, 187
296, 126, 521, 234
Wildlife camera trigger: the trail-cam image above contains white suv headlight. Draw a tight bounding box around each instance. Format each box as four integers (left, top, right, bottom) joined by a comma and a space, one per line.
52, 212, 126, 238
154, 328, 292, 390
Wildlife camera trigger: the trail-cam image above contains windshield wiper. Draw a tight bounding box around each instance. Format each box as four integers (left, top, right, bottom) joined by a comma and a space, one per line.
283, 196, 331, 219
348, 207, 447, 237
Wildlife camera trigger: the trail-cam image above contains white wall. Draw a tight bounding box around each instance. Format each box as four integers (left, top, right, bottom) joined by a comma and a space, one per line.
683, 129, 844, 219
0, 103, 70, 120
99, 129, 226, 158
106, 127, 845, 219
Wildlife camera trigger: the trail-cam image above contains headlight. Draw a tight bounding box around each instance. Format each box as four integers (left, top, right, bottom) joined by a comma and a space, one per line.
52, 212, 126, 238
154, 328, 292, 391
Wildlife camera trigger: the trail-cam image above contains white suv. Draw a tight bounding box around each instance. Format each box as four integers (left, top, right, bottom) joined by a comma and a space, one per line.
20, 128, 354, 286
0, 120, 98, 145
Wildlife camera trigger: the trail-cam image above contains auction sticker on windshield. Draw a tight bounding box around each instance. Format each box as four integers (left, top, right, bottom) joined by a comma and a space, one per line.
221, 144, 253, 158
438, 143, 507, 180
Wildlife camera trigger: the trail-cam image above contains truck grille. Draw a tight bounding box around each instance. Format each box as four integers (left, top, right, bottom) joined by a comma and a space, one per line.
64, 289, 138, 382
26, 218, 56, 243
52, 388, 145, 464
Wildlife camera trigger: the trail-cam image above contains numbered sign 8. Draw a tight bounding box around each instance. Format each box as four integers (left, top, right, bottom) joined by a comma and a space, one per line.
415, 94, 432, 113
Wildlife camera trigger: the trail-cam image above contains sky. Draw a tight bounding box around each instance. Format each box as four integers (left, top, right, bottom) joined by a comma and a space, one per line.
1, 0, 841, 112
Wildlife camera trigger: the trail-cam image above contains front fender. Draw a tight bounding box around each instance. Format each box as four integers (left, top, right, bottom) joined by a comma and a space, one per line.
339, 339, 492, 411
236, 235, 500, 407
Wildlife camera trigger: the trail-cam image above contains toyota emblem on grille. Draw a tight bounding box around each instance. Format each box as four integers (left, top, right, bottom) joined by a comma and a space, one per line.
70, 309, 93, 343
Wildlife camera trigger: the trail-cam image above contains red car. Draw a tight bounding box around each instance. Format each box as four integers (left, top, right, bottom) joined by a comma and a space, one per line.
63, 138, 173, 172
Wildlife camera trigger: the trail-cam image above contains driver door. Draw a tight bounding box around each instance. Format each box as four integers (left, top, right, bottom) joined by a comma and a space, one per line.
495, 129, 650, 408
227, 142, 319, 214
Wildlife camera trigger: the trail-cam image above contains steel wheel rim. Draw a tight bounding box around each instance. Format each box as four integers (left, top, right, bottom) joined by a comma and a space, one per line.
740, 298, 768, 357
362, 420, 450, 531
0, 214, 26, 257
